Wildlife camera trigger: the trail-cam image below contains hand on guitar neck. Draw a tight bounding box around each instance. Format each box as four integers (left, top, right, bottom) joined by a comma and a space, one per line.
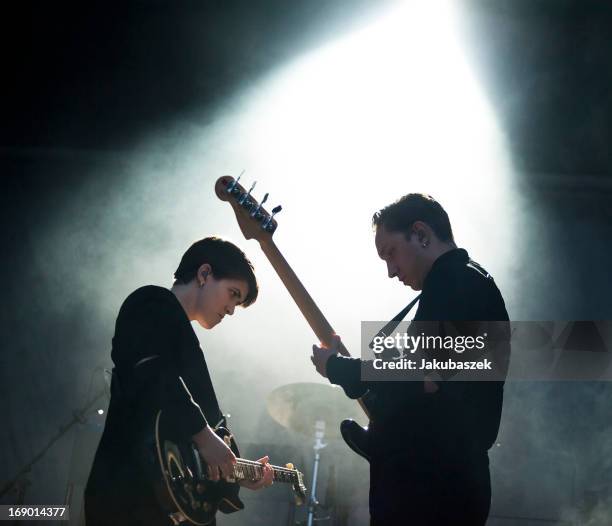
311, 334, 342, 378
238, 456, 274, 490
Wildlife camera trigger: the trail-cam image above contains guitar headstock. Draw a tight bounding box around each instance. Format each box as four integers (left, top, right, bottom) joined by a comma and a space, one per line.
285, 462, 307, 505
294, 469, 307, 505
215, 175, 281, 243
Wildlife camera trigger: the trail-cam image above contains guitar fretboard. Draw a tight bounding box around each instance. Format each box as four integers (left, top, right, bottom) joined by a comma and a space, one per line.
232, 458, 298, 483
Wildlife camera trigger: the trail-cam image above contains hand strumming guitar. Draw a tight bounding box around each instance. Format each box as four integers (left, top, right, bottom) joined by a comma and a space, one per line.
192, 425, 236, 481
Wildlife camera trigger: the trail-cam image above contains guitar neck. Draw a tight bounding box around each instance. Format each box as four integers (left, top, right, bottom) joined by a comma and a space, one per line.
259, 238, 372, 419
259, 238, 350, 357
214, 175, 370, 420
232, 458, 299, 484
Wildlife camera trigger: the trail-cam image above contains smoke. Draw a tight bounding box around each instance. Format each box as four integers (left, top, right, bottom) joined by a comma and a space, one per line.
2, 2, 612, 522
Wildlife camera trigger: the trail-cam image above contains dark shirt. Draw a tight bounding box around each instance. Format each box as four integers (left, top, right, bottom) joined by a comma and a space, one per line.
85, 286, 222, 521
326, 249, 509, 523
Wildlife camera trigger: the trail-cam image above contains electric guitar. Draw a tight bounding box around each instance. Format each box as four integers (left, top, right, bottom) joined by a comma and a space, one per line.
153, 410, 306, 525
215, 175, 373, 461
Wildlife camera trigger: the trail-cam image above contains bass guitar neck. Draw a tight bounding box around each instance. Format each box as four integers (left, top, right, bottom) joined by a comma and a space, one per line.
215, 175, 371, 421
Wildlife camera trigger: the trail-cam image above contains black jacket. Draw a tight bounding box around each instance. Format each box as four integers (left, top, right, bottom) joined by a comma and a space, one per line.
327, 248, 509, 461
85, 286, 222, 516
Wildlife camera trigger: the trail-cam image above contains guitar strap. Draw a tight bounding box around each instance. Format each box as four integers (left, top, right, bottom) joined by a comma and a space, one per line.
368, 294, 422, 350
117, 348, 226, 431
194, 353, 226, 430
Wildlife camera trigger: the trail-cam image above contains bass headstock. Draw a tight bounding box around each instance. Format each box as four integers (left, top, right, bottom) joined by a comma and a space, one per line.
215, 175, 281, 243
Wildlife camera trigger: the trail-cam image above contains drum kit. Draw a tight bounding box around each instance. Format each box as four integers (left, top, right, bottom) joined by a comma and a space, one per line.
266, 382, 367, 526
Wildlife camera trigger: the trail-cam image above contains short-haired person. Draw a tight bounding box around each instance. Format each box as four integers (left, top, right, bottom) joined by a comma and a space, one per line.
311, 194, 509, 525
85, 237, 273, 526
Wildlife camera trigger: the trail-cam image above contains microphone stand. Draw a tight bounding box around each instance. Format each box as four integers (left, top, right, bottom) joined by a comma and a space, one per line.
0, 387, 107, 500
306, 420, 328, 526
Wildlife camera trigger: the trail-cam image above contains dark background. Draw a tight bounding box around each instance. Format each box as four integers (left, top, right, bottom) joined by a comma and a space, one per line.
2, 1, 611, 173
1, 1, 611, 525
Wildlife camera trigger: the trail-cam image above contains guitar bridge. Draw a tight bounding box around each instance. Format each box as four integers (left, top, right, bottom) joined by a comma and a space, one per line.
168, 511, 187, 525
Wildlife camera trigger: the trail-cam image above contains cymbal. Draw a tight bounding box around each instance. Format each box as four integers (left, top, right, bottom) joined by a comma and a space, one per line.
267, 382, 367, 439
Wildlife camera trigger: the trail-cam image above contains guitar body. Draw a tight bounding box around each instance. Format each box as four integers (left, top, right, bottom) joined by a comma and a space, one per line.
151, 410, 306, 525
153, 411, 243, 525
340, 419, 371, 462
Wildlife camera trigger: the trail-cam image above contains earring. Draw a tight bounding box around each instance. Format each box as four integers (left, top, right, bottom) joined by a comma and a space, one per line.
422, 241, 428, 248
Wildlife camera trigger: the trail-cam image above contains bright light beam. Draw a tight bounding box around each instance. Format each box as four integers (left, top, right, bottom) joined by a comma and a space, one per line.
202, 1, 516, 350
146, 0, 518, 370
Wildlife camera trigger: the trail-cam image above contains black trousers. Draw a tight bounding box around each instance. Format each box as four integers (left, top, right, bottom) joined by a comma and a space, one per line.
84, 493, 172, 526
369, 453, 491, 525
85, 442, 176, 526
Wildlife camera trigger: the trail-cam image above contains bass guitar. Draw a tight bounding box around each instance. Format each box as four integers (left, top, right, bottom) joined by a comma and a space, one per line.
215, 175, 373, 461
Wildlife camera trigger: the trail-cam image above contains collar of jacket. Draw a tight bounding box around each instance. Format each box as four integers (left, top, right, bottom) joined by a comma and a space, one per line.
422, 248, 469, 290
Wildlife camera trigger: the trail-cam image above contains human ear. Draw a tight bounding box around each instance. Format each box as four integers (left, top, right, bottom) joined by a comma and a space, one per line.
412, 221, 429, 247
197, 263, 212, 287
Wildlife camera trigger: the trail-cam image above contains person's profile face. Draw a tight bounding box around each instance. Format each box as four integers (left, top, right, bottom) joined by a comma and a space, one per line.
194, 275, 249, 329
375, 226, 424, 291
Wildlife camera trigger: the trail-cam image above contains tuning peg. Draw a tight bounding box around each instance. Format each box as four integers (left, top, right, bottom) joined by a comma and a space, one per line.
250, 192, 269, 219
226, 171, 244, 194
262, 205, 282, 232
238, 181, 257, 206
285, 462, 294, 470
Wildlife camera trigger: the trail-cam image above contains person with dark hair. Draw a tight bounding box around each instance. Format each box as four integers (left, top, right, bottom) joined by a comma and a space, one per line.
173, 236, 258, 306
311, 194, 509, 525
85, 236, 273, 526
